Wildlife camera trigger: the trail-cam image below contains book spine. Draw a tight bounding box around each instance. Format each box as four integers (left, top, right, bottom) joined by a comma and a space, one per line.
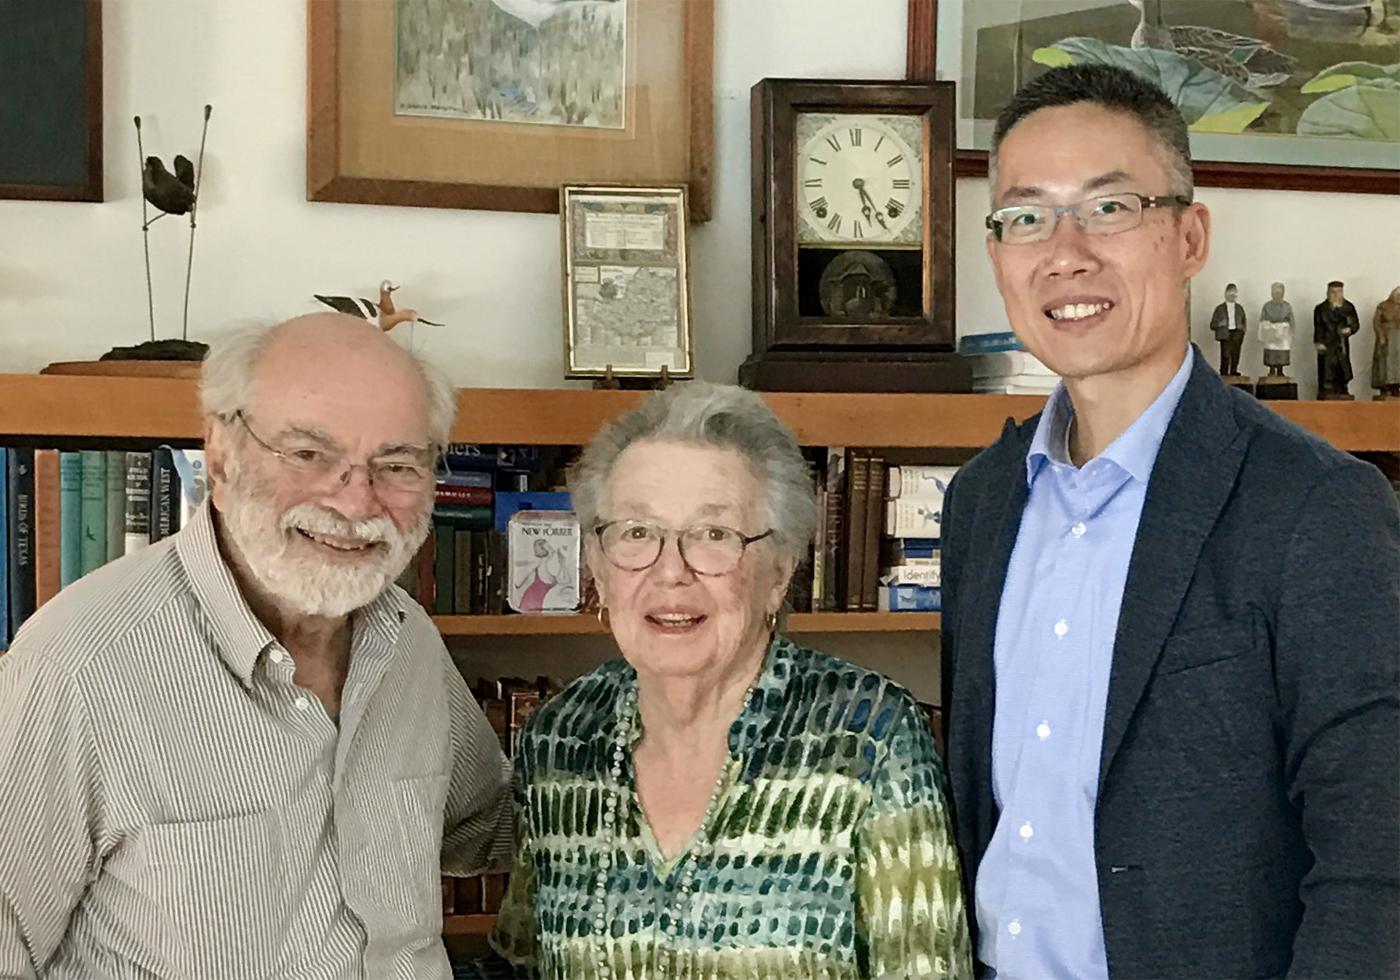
0, 450, 7, 650
32, 450, 61, 609
435, 469, 493, 489
860, 456, 886, 611
453, 528, 473, 615
171, 449, 207, 529
431, 524, 454, 616
58, 452, 82, 587
470, 529, 490, 614
433, 503, 493, 527
434, 484, 493, 506
7, 449, 36, 638
810, 486, 827, 612
79, 451, 108, 576
842, 452, 870, 612
124, 452, 152, 554
885, 498, 945, 538
150, 448, 178, 542
877, 584, 942, 612
880, 563, 943, 588
104, 450, 125, 563
886, 465, 957, 499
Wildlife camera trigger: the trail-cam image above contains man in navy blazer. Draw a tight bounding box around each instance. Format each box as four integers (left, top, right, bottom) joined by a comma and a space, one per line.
940, 64, 1399, 978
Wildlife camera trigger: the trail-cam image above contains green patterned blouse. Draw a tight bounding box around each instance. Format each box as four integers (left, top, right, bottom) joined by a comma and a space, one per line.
488, 636, 972, 979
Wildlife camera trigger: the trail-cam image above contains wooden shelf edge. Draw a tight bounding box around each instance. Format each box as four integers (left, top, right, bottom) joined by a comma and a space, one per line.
2, 376, 1396, 452
431, 611, 941, 635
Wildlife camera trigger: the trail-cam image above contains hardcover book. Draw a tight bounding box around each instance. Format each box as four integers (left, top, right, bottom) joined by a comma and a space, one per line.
58, 452, 82, 587
123, 452, 152, 555
78, 451, 107, 576
32, 449, 61, 609
7, 449, 36, 637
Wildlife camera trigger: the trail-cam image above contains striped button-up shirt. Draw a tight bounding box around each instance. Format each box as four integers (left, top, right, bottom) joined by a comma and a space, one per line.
0, 502, 512, 979
976, 348, 1191, 978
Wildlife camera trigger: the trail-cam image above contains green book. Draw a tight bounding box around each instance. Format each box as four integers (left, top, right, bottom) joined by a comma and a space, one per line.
58, 452, 82, 587
105, 450, 125, 562
78, 451, 107, 576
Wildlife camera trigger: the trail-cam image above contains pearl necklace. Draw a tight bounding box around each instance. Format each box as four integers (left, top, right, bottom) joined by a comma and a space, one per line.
589, 677, 761, 980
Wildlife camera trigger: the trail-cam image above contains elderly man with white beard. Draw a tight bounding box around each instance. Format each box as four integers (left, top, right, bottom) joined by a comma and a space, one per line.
0, 314, 513, 980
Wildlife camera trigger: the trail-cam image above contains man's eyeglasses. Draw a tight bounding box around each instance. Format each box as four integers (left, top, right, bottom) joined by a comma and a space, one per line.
230, 411, 437, 498
594, 520, 773, 576
986, 192, 1192, 245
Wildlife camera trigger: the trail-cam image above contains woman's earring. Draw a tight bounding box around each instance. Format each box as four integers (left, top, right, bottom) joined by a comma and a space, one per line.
596, 605, 611, 630
764, 610, 778, 632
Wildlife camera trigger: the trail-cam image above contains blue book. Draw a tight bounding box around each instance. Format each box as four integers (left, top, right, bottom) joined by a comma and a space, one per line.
79, 450, 108, 575
493, 491, 572, 533
7, 449, 36, 639
957, 331, 1022, 354
59, 452, 82, 587
0, 450, 8, 650
878, 585, 942, 612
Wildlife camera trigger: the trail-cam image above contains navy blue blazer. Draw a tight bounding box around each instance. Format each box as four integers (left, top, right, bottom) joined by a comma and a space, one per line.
940, 348, 1400, 978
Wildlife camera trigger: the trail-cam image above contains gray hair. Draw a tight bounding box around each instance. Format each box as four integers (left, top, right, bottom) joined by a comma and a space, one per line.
569, 383, 817, 566
989, 64, 1194, 200
199, 321, 457, 445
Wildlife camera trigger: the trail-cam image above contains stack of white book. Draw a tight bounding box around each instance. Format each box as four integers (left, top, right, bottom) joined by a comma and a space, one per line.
969, 350, 1059, 395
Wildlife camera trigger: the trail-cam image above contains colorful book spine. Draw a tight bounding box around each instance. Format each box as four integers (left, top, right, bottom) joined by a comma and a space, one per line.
841, 452, 870, 612
59, 452, 82, 587
434, 504, 493, 528
123, 452, 152, 554
170, 449, 207, 528
957, 331, 1022, 354
880, 563, 942, 588
7, 449, 36, 637
885, 498, 945, 539
32, 450, 62, 609
860, 455, 886, 611
104, 450, 126, 563
434, 483, 493, 506
78, 451, 108, 576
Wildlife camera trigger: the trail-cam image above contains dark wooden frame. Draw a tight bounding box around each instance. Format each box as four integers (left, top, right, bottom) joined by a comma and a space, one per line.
906, 0, 1400, 196
750, 78, 956, 355
0, 0, 102, 202
306, 0, 715, 219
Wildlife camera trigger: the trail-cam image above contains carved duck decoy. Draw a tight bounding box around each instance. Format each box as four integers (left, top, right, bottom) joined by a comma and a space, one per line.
314, 280, 444, 332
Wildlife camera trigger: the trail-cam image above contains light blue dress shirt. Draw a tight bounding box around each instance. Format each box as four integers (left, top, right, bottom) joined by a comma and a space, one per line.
975, 348, 1193, 978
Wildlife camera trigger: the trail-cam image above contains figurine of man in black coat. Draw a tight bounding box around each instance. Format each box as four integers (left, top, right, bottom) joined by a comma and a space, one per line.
1209, 283, 1247, 376
1314, 280, 1360, 400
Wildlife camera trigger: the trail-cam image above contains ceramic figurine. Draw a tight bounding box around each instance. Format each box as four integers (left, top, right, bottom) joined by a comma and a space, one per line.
1255, 282, 1298, 400
1313, 280, 1360, 400
1371, 286, 1400, 400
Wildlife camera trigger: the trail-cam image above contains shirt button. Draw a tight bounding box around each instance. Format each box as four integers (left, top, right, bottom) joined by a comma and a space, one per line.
1019, 821, 1034, 840
1071, 521, 1086, 537
1053, 619, 1069, 638
293, 696, 310, 711
1036, 721, 1052, 740
269, 649, 285, 665
1008, 919, 1022, 937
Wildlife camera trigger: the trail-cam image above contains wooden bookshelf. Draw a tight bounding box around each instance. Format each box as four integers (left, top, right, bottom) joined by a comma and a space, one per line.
432, 611, 940, 635
442, 914, 496, 937
2, 375, 1398, 452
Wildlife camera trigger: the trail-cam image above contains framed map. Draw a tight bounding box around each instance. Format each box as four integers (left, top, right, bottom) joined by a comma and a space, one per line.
561, 185, 692, 379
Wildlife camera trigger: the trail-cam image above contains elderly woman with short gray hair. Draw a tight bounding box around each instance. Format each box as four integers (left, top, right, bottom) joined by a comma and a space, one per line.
488, 382, 971, 979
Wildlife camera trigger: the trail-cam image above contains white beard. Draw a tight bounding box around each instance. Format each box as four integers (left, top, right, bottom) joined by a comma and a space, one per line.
221, 466, 430, 618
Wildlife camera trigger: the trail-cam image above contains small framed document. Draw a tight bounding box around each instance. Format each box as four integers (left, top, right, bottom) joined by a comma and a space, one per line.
561, 185, 693, 380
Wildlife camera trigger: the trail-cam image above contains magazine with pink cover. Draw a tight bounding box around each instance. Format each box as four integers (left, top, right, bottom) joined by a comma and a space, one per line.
507, 510, 581, 614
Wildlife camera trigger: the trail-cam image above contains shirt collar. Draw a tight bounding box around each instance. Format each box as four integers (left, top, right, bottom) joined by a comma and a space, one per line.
176, 499, 408, 687
1026, 345, 1193, 486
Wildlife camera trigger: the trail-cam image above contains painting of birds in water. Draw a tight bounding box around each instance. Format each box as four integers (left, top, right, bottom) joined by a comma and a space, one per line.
942, 0, 1398, 166
394, 0, 626, 127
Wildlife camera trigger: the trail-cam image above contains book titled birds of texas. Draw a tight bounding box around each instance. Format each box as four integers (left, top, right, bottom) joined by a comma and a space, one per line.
393, 0, 627, 128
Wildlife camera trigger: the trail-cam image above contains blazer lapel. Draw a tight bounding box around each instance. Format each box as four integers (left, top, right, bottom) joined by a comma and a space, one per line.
1097, 351, 1251, 792
951, 416, 1033, 858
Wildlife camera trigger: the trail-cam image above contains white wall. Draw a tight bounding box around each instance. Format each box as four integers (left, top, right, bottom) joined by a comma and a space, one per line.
2, 0, 1396, 399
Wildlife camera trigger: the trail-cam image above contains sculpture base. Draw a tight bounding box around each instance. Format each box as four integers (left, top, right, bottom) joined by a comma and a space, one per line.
1254, 377, 1298, 400
1317, 391, 1356, 401
1220, 373, 1254, 393
739, 351, 972, 393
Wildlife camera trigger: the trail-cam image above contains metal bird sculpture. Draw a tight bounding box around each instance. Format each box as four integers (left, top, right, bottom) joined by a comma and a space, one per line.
314, 280, 445, 332
134, 105, 212, 346
142, 155, 196, 215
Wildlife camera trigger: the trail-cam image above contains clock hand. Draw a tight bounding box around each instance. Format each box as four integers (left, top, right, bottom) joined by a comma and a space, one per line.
855, 183, 889, 230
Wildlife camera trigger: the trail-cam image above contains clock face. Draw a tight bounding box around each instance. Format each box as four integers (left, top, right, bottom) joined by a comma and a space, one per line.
795, 113, 923, 247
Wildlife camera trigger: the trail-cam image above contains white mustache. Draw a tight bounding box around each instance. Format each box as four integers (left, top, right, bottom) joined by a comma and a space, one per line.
279, 504, 396, 546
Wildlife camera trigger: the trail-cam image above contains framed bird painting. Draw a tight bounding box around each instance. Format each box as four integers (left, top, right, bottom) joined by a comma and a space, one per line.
307, 0, 715, 218
0, 0, 102, 202
907, 0, 1399, 195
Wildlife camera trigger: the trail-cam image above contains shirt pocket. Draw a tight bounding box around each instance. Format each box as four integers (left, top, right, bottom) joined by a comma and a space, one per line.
142, 809, 287, 980
385, 772, 450, 927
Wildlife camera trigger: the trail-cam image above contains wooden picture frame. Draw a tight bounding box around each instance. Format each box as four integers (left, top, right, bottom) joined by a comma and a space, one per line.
307, 0, 714, 219
560, 184, 693, 380
0, 0, 102, 202
907, 0, 1399, 195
